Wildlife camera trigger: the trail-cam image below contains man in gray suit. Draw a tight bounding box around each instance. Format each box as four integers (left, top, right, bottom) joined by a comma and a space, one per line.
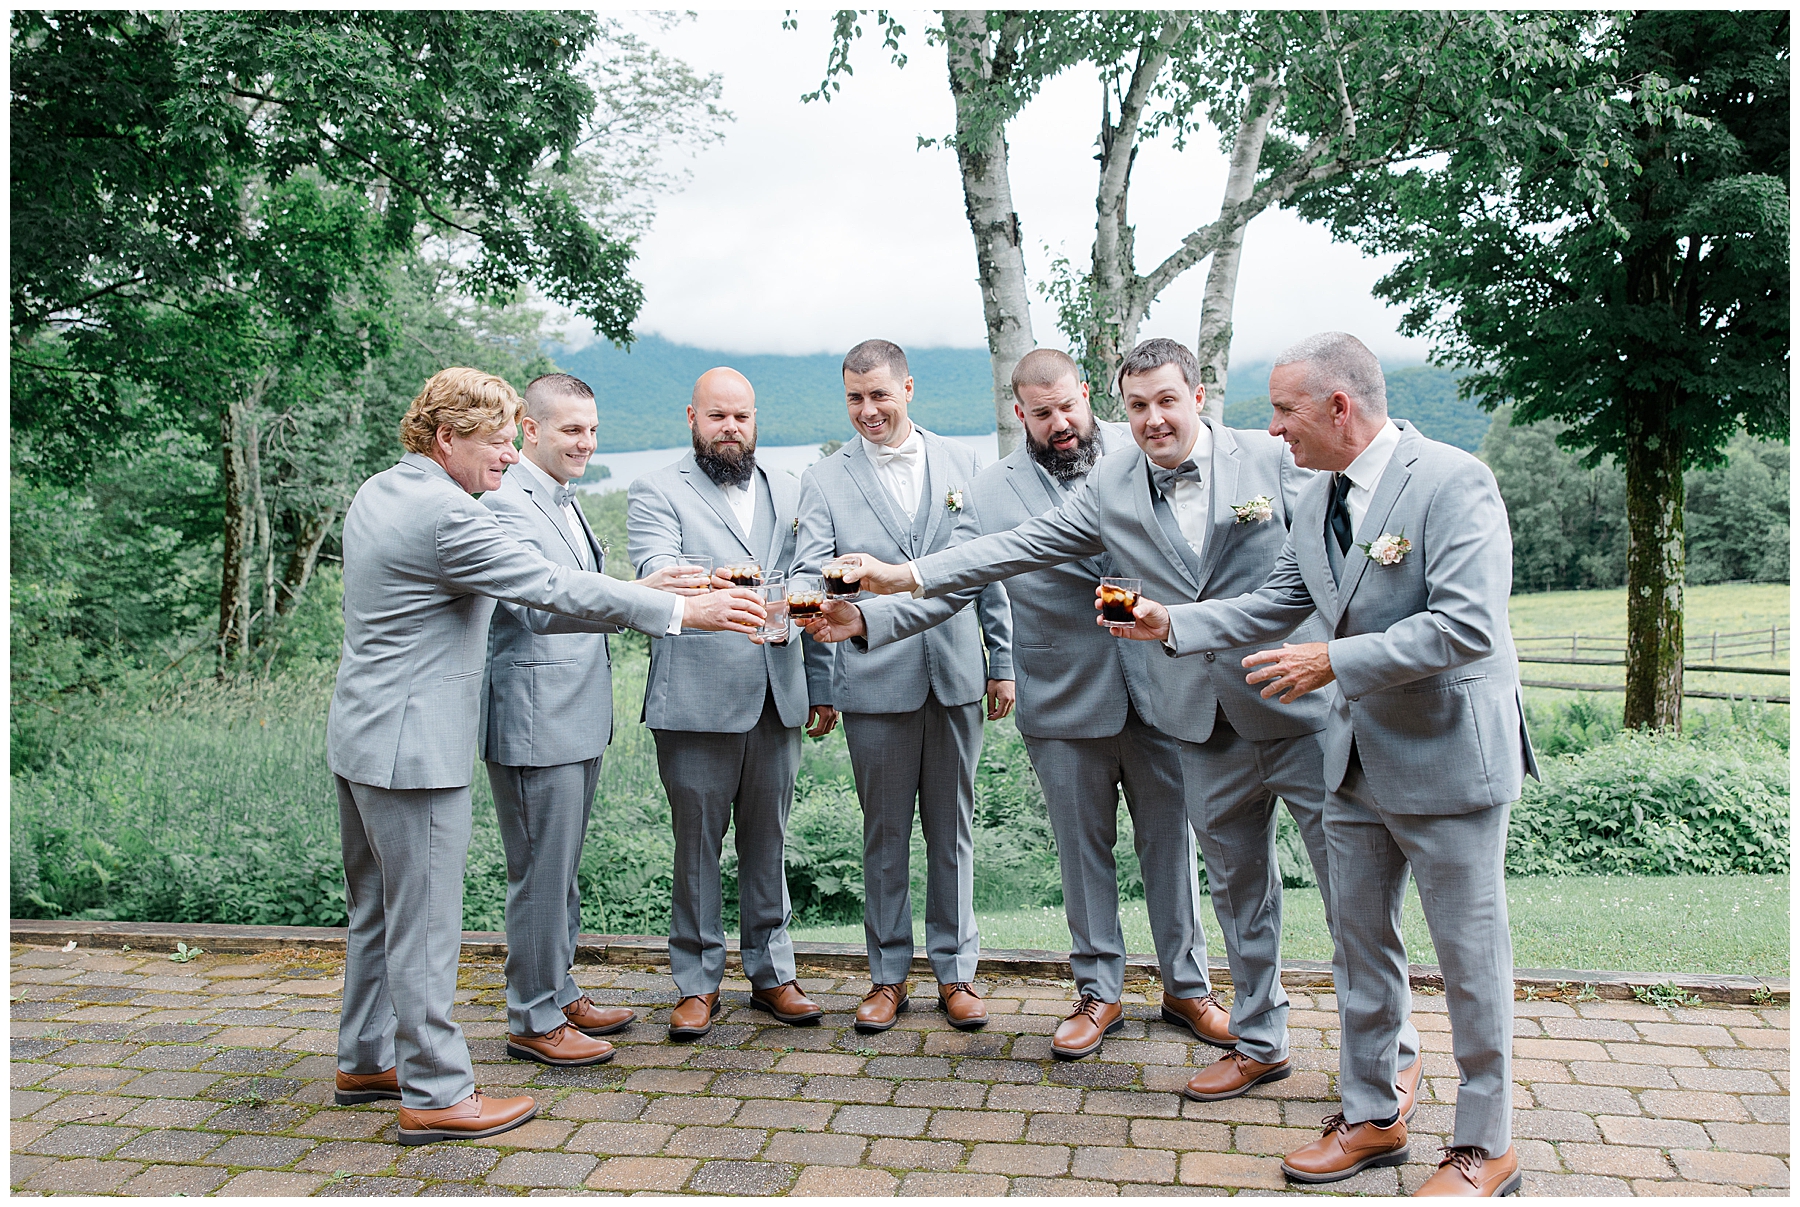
329, 368, 764, 1145
841, 340, 1418, 1106
793, 339, 1014, 1032
1120, 333, 1537, 1196
482, 372, 690, 1068
808, 348, 1211, 1060
628, 367, 831, 1039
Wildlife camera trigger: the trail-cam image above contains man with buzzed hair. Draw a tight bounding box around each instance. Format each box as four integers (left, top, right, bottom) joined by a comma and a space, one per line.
628, 367, 831, 1039
793, 339, 1013, 1033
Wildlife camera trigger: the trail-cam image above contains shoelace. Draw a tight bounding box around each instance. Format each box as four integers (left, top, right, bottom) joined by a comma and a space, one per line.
865, 984, 905, 1005
1318, 1112, 1351, 1136
1438, 1146, 1483, 1179
1070, 995, 1103, 1020
942, 982, 978, 1001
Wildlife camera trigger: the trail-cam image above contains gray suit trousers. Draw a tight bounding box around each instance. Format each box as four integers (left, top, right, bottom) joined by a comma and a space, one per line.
1180, 717, 1419, 1069
1329, 754, 1512, 1154
1024, 712, 1210, 1003
486, 757, 602, 1036
655, 694, 801, 995
336, 776, 475, 1110
842, 699, 984, 985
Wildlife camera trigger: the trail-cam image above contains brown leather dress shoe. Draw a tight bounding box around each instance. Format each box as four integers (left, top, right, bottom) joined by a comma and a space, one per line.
1414, 1145, 1521, 1197
1184, 1050, 1293, 1101
1281, 1113, 1411, 1183
1051, 996, 1122, 1060
668, 993, 721, 1039
1397, 1055, 1424, 1123
1161, 991, 1239, 1049
397, 1090, 537, 1146
938, 982, 988, 1030
750, 980, 825, 1024
564, 995, 635, 1036
855, 983, 910, 1033
334, 1067, 401, 1106
506, 1024, 615, 1067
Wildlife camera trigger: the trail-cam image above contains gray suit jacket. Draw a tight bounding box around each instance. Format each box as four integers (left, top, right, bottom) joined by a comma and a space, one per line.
1166, 421, 1540, 814
479, 464, 618, 769
628, 454, 816, 732
911, 420, 1327, 745
795, 428, 1013, 713
328, 453, 679, 791
863, 423, 1135, 740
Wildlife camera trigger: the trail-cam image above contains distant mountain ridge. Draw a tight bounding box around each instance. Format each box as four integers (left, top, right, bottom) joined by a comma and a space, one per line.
555, 337, 1490, 453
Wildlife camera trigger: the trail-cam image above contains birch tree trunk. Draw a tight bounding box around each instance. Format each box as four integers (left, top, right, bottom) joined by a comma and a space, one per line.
943, 9, 1034, 455
216, 370, 274, 672
1195, 78, 1279, 422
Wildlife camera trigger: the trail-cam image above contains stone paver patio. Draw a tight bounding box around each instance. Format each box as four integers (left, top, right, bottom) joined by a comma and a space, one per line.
9, 943, 1789, 1196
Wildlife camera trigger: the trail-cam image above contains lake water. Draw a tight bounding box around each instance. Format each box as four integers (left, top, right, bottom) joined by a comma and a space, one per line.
578, 433, 1002, 495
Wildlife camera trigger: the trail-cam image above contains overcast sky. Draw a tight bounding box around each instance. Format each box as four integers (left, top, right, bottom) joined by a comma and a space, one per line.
571, 10, 1433, 369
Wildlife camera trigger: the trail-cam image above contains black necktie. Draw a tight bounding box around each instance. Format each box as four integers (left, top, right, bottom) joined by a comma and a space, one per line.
1150, 459, 1202, 498
554, 484, 579, 508
1328, 473, 1355, 555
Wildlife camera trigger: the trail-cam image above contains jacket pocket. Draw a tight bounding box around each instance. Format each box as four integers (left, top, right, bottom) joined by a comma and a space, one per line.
511, 659, 577, 668
443, 668, 483, 682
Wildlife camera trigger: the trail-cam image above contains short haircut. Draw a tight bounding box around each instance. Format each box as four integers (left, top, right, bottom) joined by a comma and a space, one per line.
1117, 338, 1201, 392
843, 339, 909, 382
523, 372, 594, 421
399, 368, 523, 454
1011, 348, 1081, 394
1272, 332, 1388, 414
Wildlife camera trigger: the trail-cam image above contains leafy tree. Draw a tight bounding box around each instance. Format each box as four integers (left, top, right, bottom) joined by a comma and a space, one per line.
1297, 10, 1789, 729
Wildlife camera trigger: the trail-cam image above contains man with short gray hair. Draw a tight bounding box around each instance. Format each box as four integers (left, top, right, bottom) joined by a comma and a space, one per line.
1120, 331, 1537, 1195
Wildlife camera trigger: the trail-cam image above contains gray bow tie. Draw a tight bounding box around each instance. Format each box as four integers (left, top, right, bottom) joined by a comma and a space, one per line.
1150, 459, 1202, 498
554, 484, 579, 508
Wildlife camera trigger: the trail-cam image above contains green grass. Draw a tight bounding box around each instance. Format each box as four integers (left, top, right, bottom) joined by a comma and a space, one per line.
792, 873, 1790, 976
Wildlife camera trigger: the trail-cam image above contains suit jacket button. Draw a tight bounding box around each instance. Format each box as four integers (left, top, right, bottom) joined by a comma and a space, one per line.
1349, 696, 1359, 702
1204, 651, 1216, 662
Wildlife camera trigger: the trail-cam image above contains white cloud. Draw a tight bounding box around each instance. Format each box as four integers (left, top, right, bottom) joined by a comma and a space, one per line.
608, 11, 1432, 367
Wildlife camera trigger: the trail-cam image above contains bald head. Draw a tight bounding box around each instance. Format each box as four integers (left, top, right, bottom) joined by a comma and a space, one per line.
688, 367, 758, 487
692, 366, 755, 409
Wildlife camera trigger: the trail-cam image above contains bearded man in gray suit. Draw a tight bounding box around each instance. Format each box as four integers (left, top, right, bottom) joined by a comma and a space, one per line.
807, 348, 1211, 1060
793, 339, 1014, 1033
841, 340, 1418, 1107
628, 367, 832, 1039
1121, 332, 1537, 1197
329, 368, 764, 1145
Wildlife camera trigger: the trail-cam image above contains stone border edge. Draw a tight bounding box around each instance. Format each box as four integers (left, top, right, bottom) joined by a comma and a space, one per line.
11, 919, 1786, 1005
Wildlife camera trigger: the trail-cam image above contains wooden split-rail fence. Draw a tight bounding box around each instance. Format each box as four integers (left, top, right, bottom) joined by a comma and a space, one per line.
1514, 625, 1789, 703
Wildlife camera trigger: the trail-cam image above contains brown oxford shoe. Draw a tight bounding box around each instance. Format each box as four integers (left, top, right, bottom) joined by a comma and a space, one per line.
1281, 1113, 1411, 1184
506, 1024, 615, 1067
750, 980, 825, 1025
334, 1067, 401, 1106
1051, 996, 1122, 1060
564, 994, 635, 1036
855, 983, 910, 1032
1413, 1145, 1521, 1197
397, 1089, 537, 1146
938, 982, 988, 1030
1161, 991, 1239, 1049
668, 993, 721, 1039
1397, 1055, 1424, 1123
1184, 1050, 1293, 1101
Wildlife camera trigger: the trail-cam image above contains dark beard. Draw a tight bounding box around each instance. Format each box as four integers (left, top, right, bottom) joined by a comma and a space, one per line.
1027, 424, 1101, 482
693, 433, 757, 488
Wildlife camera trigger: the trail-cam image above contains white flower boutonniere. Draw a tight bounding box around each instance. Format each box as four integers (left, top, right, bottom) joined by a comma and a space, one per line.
1358, 531, 1412, 566
793, 517, 800, 533
1231, 495, 1274, 524
946, 488, 964, 513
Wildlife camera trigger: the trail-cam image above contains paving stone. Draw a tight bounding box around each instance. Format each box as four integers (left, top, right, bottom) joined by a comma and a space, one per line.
987, 1084, 1083, 1113
204, 1102, 309, 1132
118, 1163, 230, 1196
398, 1144, 503, 1180
896, 1079, 987, 1108
566, 1121, 674, 1155
967, 1141, 1071, 1176
1026, 1112, 1129, 1145
1562, 1142, 1679, 1178
800, 1073, 894, 1103
686, 1158, 794, 1195
1641, 1089, 1752, 1122
1705, 1122, 1790, 1155
1570, 1060, 1677, 1089
1177, 1151, 1288, 1190
955, 1058, 1043, 1084
208, 1133, 317, 1168
774, 1052, 867, 1075
927, 1109, 1025, 1141
1670, 1149, 1789, 1188
8, 1154, 58, 1186
1597, 1115, 1713, 1148
790, 1165, 898, 1195
296, 1109, 392, 1139
217, 1169, 329, 1196
1528, 1082, 1642, 1115
830, 1104, 929, 1137
661, 1125, 768, 1159
1511, 1108, 1602, 1142
1084, 1089, 1181, 1117
1630, 1178, 1752, 1197
898, 1171, 1010, 1195
19, 1123, 140, 1157
1742, 1095, 1788, 1124
548, 1091, 647, 1122
21, 1156, 142, 1193
465, 1120, 573, 1150
733, 1098, 836, 1131
27, 1092, 137, 1123
1672, 1066, 1781, 1093
762, 1131, 867, 1166
487, 1151, 598, 1188
125, 1045, 219, 1071
295, 1140, 401, 1174
867, 1138, 967, 1170
642, 1095, 741, 1125
708, 1071, 802, 1098
113, 1129, 227, 1163
316, 1175, 426, 1196
583, 1155, 695, 1191
1131, 1118, 1231, 1151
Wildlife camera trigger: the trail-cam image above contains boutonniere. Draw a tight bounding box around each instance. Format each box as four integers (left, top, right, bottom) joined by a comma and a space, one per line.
946, 488, 964, 512
1358, 531, 1412, 566
1230, 495, 1274, 524
792, 517, 800, 533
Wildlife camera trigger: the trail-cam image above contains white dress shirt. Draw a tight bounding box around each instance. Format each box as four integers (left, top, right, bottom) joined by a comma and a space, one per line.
1339, 419, 1402, 535
1162, 421, 1214, 559
516, 455, 593, 569
863, 426, 926, 518
722, 475, 758, 537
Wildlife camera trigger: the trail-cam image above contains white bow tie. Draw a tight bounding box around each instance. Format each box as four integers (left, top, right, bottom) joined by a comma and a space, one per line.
869, 439, 922, 468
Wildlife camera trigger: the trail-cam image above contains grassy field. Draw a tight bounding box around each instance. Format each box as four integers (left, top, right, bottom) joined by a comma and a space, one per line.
791, 874, 1791, 976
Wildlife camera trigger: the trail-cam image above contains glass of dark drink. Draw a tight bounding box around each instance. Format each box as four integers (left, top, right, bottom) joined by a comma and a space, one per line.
822, 558, 861, 597
721, 562, 763, 588
785, 574, 826, 622
1099, 577, 1143, 628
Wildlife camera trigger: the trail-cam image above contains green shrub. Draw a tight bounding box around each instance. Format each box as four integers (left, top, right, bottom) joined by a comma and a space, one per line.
1509, 729, 1790, 876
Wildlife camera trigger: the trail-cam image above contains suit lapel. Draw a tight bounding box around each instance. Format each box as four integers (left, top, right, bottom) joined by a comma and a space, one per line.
1196, 419, 1240, 590
1294, 475, 1342, 623
1130, 450, 1202, 596
1006, 453, 1060, 518
1336, 427, 1419, 609
764, 467, 798, 568
680, 454, 756, 558
917, 433, 947, 551
843, 439, 915, 551
521, 470, 587, 565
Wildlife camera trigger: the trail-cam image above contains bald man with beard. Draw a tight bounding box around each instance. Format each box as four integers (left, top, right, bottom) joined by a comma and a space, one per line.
627, 368, 835, 1038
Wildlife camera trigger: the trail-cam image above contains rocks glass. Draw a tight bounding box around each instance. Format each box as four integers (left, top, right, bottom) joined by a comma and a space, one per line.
1098, 576, 1142, 628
